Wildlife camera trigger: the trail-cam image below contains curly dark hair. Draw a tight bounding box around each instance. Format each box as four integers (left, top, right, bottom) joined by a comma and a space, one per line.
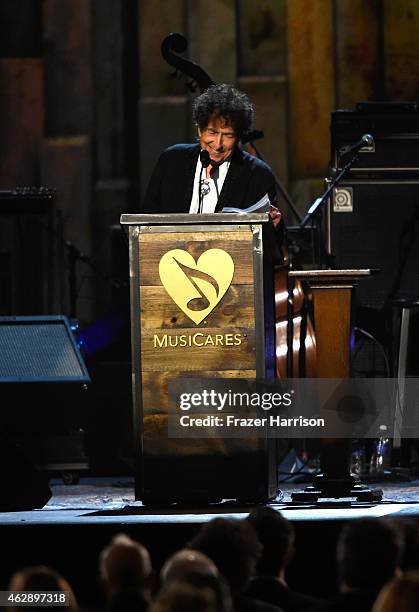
192, 84, 254, 138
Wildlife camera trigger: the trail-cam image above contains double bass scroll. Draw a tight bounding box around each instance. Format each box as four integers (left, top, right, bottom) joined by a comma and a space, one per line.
161, 33, 214, 93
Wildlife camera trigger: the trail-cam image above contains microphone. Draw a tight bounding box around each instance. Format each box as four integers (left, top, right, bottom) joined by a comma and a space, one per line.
339, 133, 374, 156
198, 150, 211, 214
200, 150, 211, 168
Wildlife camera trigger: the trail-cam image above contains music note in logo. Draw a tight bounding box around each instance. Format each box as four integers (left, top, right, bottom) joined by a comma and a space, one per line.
173, 258, 221, 311
159, 248, 235, 324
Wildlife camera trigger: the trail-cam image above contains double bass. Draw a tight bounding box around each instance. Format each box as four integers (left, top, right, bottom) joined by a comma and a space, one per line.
161, 33, 316, 377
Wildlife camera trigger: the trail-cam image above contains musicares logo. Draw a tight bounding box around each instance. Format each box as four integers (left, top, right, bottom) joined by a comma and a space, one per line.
159, 248, 235, 324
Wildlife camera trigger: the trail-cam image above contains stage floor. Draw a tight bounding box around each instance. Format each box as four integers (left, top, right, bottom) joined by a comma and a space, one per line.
2, 476, 419, 525
0, 476, 417, 606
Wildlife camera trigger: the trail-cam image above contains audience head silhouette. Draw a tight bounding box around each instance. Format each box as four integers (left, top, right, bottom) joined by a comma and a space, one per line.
395, 518, 419, 571
8, 565, 78, 611
161, 549, 219, 585
372, 570, 419, 612
337, 518, 402, 591
247, 506, 295, 578
150, 580, 219, 612
99, 532, 152, 609
187, 518, 261, 593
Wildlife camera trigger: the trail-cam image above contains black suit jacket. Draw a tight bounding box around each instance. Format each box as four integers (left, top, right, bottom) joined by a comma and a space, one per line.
234, 592, 283, 612
142, 143, 277, 213
247, 576, 327, 611
311, 589, 379, 612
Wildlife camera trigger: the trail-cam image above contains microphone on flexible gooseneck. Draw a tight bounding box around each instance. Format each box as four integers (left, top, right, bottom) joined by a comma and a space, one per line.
198, 150, 211, 214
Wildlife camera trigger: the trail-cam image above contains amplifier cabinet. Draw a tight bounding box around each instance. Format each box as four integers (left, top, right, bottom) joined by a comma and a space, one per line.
328, 179, 419, 309
331, 107, 419, 176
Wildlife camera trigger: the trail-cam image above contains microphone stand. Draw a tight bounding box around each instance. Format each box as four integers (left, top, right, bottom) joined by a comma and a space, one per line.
241, 131, 302, 223
198, 151, 211, 214
291, 148, 383, 503
299, 150, 360, 230
65, 241, 93, 319
198, 164, 205, 214
283, 151, 362, 378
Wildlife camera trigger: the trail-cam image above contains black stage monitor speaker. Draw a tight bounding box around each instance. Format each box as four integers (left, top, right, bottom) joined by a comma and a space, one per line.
0, 315, 90, 383
329, 180, 419, 309
0, 316, 89, 509
0, 434, 52, 511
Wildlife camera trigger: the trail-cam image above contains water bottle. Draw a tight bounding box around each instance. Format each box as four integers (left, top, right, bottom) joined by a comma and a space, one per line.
351, 439, 366, 476
369, 425, 390, 474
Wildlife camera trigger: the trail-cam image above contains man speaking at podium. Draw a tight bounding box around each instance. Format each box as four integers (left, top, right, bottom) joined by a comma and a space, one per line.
142, 83, 282, 229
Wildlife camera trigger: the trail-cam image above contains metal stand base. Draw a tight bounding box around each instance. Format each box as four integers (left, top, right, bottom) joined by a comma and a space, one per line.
291, 475, 383, 503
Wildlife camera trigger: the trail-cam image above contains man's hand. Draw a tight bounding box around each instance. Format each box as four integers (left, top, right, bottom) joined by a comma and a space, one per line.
269, 206, 282, 229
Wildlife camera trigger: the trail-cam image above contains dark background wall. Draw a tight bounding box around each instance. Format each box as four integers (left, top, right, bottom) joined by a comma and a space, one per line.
0, 0, 419, 322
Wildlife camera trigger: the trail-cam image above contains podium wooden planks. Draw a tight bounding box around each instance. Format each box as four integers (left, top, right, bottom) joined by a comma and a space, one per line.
121, 213, 279, 504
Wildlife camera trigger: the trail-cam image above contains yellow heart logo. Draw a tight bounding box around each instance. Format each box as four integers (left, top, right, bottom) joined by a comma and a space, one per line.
159, 248, 235, 324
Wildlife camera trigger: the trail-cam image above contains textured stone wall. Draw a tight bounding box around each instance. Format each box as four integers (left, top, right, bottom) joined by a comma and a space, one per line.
1, 1, 419, 317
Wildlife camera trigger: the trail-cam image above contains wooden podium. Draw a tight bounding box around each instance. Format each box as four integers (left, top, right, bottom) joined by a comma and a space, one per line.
120, 213, 280, 504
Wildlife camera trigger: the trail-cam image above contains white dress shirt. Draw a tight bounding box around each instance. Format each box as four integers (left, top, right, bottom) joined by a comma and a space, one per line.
189, 155, 231, 213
